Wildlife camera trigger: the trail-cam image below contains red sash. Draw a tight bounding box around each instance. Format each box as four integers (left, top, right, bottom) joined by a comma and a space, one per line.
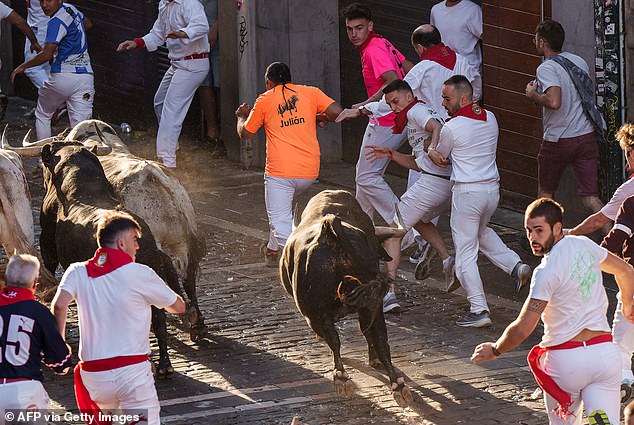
0, 286, 35, 306
448, 102, 487, 122
392, 98, 425, 134
74, 355, 149, 425
85, 248, 133, 278
419, 42, 456, 70
527, 334, 612, 420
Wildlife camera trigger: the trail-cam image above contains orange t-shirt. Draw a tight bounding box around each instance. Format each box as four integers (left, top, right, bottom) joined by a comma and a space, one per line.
243, 83, 335, 179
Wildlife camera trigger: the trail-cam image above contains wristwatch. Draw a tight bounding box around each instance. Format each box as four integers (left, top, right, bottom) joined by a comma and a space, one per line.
358, 105, 368, 115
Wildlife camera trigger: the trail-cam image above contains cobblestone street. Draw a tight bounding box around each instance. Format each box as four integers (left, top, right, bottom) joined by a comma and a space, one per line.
3, 99, 574, 424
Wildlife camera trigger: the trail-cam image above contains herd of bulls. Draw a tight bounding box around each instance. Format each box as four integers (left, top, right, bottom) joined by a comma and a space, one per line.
1, 121, 413, 407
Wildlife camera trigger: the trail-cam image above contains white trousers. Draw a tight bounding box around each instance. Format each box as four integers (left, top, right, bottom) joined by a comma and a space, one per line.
80, 361, 160, 425
154, 58, 209, 168
399, 173, 451, 231
611, 296, 634, 382
264, 176, 315, 251
450, 182, 520, 313
541, 342, 620, 425
0, 380, 50, 425
24, 30, 50, 89
35, 73, 94, 139
355, 122, 407, 224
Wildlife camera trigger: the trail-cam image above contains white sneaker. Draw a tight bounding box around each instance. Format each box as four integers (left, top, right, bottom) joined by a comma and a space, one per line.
443, 256, 460, 293
383, 292, 401, 313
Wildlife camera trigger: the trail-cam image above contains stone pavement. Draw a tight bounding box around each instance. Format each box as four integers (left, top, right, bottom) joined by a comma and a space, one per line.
1, 98, 609, 424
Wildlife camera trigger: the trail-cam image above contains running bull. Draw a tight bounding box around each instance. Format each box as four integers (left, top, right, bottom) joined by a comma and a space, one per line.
23, 120, 207, 340
279, 190, 412, 406
19, 142, 181, 378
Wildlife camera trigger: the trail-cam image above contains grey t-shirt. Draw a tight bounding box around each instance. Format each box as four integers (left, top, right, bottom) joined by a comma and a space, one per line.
537, 52, 594, 142
201, 0, 217, 25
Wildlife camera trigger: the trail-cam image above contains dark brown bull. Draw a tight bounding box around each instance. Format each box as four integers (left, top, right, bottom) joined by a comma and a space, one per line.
39, 142, 182, 378
280, 190, 412, 406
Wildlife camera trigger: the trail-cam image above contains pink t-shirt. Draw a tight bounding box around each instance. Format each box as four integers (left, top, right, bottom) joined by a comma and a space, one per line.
360, 36, 406, 127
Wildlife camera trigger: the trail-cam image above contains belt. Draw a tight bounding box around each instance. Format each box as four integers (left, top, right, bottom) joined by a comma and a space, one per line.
547, 333, 612, 350
421, 169, 451, 181
1, 377, 31, 384
175, 52, 209, 61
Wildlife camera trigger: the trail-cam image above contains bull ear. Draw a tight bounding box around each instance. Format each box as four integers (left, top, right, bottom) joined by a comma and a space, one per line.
321, 215, 344, 239
41, 144, 53, 167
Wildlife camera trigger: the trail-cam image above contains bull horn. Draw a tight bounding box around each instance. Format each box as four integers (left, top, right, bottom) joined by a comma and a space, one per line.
375, 226, 406, 238
2, 144, 44, 157
22, 136, 60, 147
1, 125, 9, 150
22, 129, 32, 146
93, 121, 106, 142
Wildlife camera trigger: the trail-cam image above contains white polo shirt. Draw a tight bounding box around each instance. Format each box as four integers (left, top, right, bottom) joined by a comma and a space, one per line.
430, 0, 482, 71
406, 103, 451, 177
58, 261, 178, 361
436, 107, 500, 185
528, 236, 610, 347
537, 52, 594, 141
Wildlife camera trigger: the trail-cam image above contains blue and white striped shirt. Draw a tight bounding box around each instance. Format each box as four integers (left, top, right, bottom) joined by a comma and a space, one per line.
45, 3, 92, 74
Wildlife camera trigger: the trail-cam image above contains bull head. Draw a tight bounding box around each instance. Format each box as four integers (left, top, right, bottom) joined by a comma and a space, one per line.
321, 215, 379, 273
4, 135, 112, 158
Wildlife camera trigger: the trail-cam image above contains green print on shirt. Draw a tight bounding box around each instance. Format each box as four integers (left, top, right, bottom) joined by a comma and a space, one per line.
569, 251, 597, 301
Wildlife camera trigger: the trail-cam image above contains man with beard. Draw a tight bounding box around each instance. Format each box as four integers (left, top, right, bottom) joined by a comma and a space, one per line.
430, 75, 531, 327
472, 198, 634, 425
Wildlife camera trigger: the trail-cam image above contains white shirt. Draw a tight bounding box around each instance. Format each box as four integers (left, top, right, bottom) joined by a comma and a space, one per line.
529, 236, 610, 347
26, 0, 47, 35
143, 0, 210, 60
365, 52, 481, 121
404, 53, 480, 120
406, 103, 451, 177
59, 261, 178, 361
436, 108, 499, 185
601, 177, 634, 220
0, 3, 12, 20
430, 0, 482, 71
537, 52, 594, 141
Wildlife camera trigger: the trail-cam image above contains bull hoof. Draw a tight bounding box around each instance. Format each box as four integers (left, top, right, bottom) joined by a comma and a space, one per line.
391, 377, 413, 408
156, 365, 175, 380
333, 370, 354, 398
189, 325, 208, 342
369, 358, 385, 370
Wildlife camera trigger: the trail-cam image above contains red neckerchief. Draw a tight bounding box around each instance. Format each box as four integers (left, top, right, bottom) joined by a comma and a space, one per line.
419, 42, 457, 70
356, 31, 382, 53
85, 248, 133, 278
448, 102, 487, 122
392, 98, 425, 134
0, 286, 35, 306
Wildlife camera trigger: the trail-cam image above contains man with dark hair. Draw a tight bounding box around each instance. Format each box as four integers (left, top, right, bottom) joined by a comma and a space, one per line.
0, 254, 71, 419
235, 62, 344, 267
473, 197, 634, 425
363, 79, 457, 293
11, 0, 93, 140
51, 211, 185, 425
526, 19, 604, 215
430, 75, 531, 327
117, 0, 210, 168
337, 22, 479, 294
338, 5, 413, 299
